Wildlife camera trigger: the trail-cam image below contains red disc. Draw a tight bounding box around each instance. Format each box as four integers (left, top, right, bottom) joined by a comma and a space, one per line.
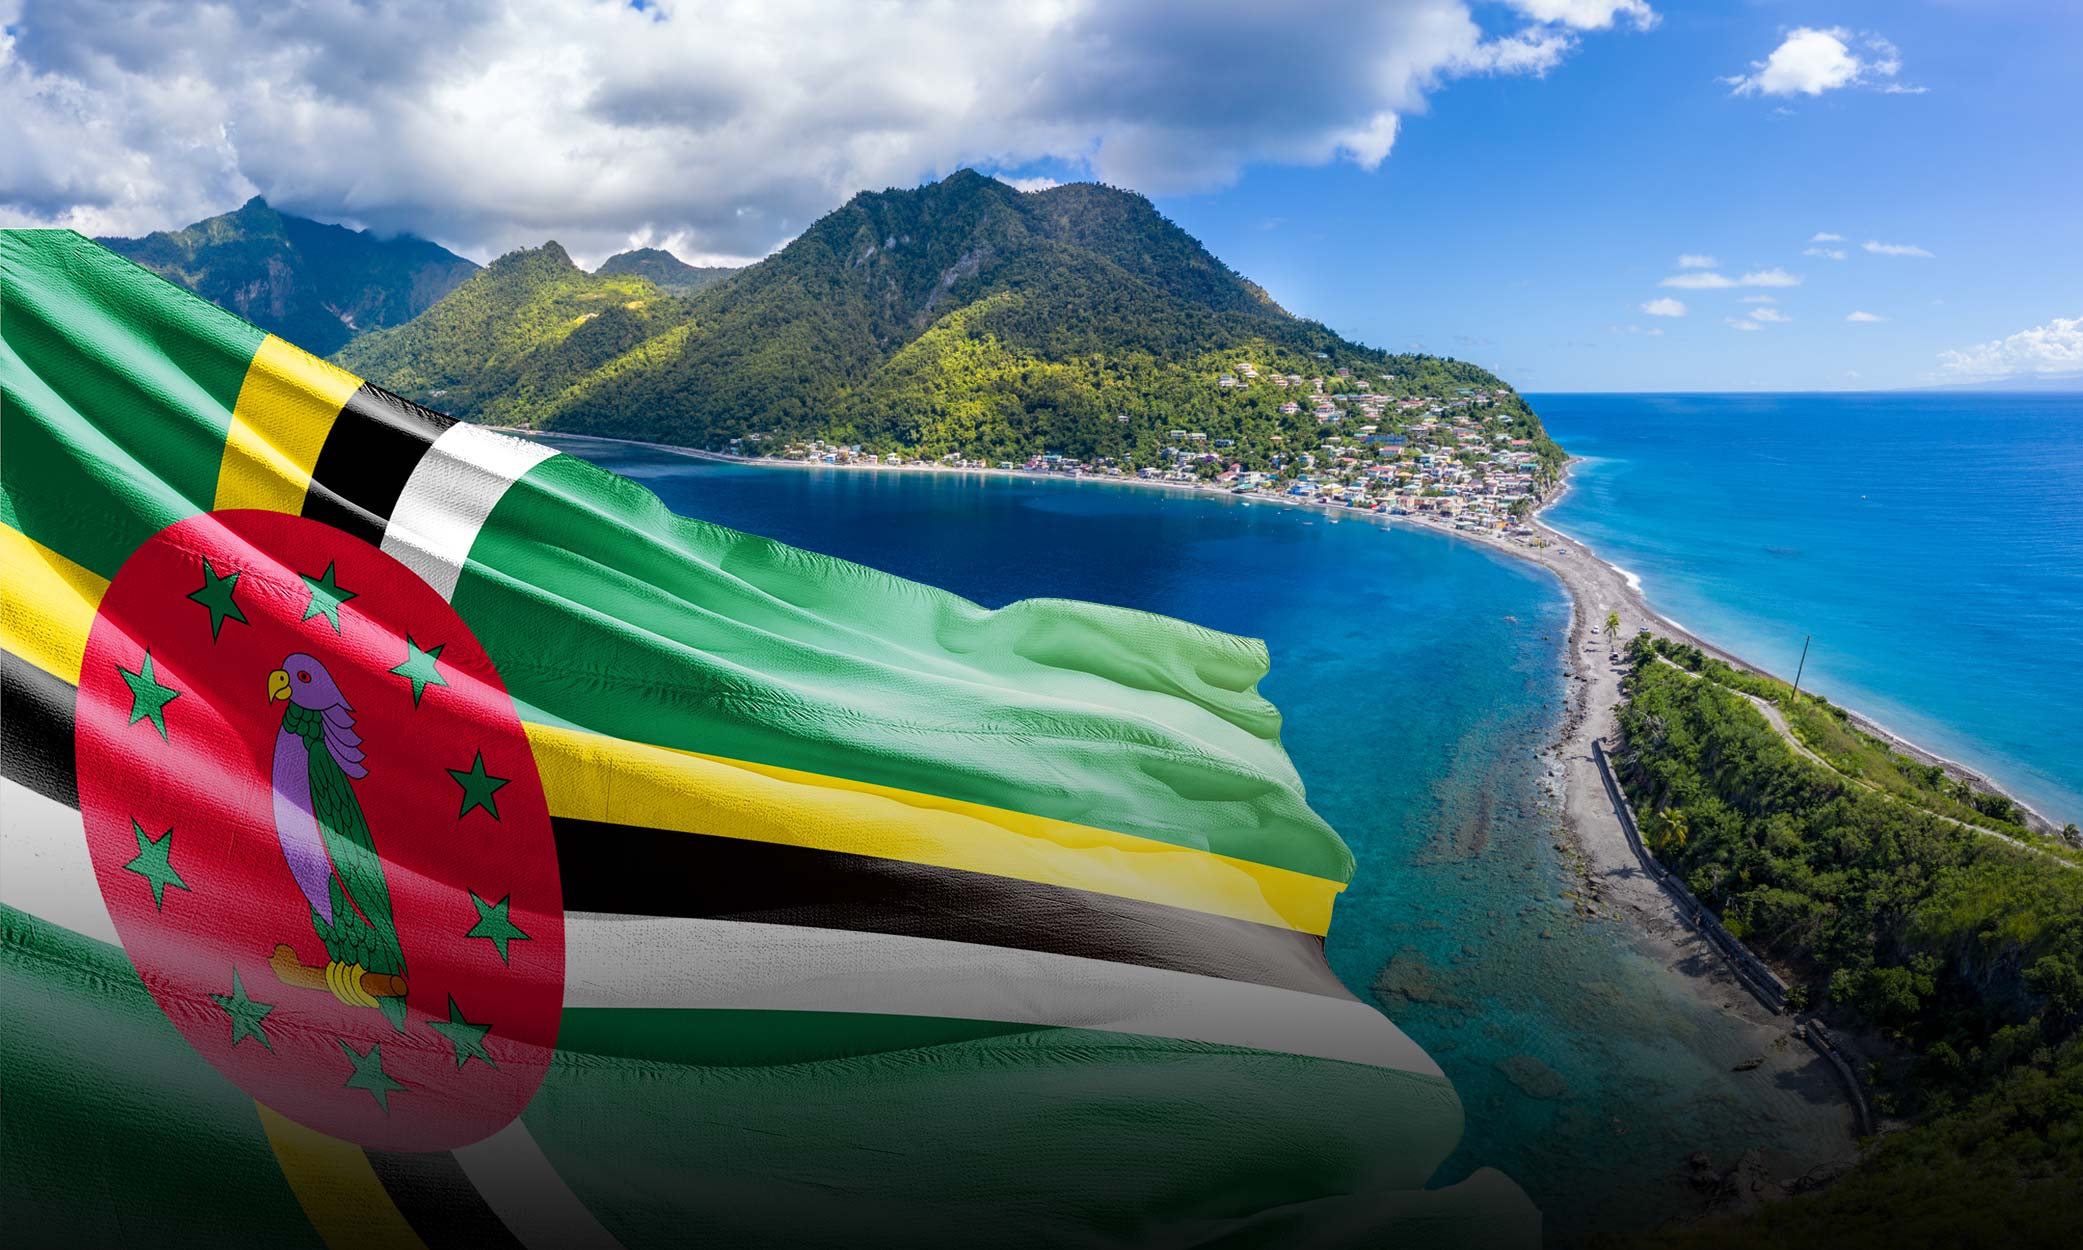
76, 510, 564, 1150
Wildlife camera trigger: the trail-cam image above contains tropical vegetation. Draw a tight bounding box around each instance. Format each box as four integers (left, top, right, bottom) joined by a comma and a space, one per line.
331, 172, 1562, 471
1614, 634, 2083, 1247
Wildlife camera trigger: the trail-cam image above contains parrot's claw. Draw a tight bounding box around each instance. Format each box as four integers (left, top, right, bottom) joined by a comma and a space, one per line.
324, 960, 381, 1009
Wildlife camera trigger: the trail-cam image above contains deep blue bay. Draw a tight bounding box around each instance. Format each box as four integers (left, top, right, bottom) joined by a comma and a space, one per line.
549, 438, 1854, 1240
1534, 392, 2083, 825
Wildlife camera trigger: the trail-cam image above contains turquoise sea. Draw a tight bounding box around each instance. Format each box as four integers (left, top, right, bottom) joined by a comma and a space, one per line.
549, 437, 1854, 1242
1534, 392, 2083, 826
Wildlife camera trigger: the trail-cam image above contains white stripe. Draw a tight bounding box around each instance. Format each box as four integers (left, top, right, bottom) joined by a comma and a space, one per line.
454, 1120, 626, 1250
0, 776, 113, 944
0, 787, 1435, 1078
564, 911, 1442, 1078
380, 424, 555, 601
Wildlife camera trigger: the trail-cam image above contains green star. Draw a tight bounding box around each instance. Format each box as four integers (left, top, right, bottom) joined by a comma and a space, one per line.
447, 751, 510, 820
464, 891, 531, 964
338, 1038, 405, 1113
117, 650, 181, 741
186, 558, 248, 641
300, 561, 357, 633
389, 635, 449, 707
428, 995, 496, 1071
211, 968, 276, 1051
122, 819, 189, 909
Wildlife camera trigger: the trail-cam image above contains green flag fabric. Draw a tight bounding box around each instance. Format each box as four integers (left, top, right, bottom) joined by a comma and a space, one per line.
1, 229, 1536, 1248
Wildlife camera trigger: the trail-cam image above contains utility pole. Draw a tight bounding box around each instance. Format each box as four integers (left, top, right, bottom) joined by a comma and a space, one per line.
1790, 634, 1812, 702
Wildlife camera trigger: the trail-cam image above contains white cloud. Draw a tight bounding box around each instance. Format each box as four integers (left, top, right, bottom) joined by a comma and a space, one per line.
1803, 246, 1848, 260
1677, 253, 1716, 269
999, 176, 1061, 193
1739, 294, 1775, 304
1937, 315, 2083, 381
1810, 231, 1845, 242
0, 0, 1656, 260
1725, 317, 1762, 332
1863, 240, 1933, 257
1737, 267, 1801, 287
1725, 27, 1919, 98
1660, 267, 1801, 290
1749, 307, 1790, 323
1846, 310, 1883, 322
1641, 297, 1686, 317
1503, 0, 1658, 32
1662, 272, 1733, 289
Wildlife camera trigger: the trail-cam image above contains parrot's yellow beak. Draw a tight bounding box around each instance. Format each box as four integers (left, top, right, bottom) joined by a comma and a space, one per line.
268, 669, 292, 703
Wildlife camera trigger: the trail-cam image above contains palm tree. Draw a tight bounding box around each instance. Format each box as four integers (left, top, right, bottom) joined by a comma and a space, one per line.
1604, 610, 1621, 651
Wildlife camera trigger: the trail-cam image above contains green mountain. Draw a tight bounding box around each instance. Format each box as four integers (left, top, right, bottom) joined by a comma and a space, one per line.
98, 197, 477, 356
331, 242, 687, 424
595, 248, 739, 295
336, 171, 1553, 467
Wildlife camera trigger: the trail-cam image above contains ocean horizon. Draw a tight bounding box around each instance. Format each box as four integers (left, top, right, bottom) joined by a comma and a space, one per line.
1531, 391, 2083, 826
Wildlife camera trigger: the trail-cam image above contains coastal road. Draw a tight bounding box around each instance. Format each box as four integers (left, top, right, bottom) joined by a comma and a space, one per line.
1651, 656, 2081, 873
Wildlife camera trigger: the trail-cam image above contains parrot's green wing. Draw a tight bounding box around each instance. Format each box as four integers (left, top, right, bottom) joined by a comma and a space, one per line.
307, 739, 408, 1031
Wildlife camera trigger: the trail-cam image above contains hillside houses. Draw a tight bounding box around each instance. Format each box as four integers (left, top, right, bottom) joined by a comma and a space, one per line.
750, 358, 1553, 541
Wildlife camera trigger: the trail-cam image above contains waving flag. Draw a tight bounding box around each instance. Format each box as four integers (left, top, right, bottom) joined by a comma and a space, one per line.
1, 230, 1535, 1248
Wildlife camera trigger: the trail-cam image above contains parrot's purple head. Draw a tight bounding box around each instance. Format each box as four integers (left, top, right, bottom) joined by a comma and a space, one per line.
270, 652, 366, 778
270, 652, 352, 712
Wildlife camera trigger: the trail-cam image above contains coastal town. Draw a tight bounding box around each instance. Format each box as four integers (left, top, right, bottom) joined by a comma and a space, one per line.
735, 364, 1557, 540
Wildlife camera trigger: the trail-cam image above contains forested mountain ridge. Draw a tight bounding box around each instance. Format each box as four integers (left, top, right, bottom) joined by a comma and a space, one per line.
331, 242, 688, 425
595, 248, 739, 295
97, 197, 477, 355
330, 171, 1553, 468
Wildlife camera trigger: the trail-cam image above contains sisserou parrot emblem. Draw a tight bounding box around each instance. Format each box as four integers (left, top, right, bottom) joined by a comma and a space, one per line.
265, 651, 410, 1031
76, 509, 565, 1150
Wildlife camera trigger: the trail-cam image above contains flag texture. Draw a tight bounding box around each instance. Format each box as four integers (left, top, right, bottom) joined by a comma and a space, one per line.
1, 230, 1534, 1249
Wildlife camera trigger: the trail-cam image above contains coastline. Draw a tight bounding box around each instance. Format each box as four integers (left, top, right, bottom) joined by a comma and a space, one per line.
546, 430, 1879, 1183
558, 432, 2057, 837
539, 430, 2070, 1156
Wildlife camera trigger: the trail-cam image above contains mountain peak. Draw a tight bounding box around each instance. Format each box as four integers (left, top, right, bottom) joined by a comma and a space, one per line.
595, 247, 739, 295
96, 199, 476, 354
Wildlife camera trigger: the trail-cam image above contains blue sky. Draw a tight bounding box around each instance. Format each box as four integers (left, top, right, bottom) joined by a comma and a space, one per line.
1137, 1, 2081, 391
4, 0, 2077, 391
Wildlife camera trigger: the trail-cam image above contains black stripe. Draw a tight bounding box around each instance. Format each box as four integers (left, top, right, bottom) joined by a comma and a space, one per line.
302, 384, 452, 546
553, 817, 1348, 999
1, 649, 77, 808
365, 1149, 529, 1250
0, 655, 1345, 1000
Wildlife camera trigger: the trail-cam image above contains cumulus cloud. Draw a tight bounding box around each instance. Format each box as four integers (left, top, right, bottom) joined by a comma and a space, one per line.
1739, 294, 1775, 304
1811, 231, 1845, 242
1846, 310, 1883, 322
0, 0, 1655, 261
1641, 297, 1686, 317
1660, 267, 1801, 290
1676, 253, 1716, 269
1503, 1, 1658, 33
1937, 315, 2083, 381
1803, 246, 1848, 260
1748, 307, 1790, 323
1725, 318, 1762, 332
1724, 27, 1919, 98
1863, 240, 1933, 257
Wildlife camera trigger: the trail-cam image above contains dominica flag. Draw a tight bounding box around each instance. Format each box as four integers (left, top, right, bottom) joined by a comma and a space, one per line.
1, 230, 1536, 1249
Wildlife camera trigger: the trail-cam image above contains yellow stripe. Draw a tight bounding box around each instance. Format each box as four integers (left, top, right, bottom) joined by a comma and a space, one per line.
525, 721, 1341, 934
213, 335, 363, 514
256, 1105, 428, 1250
0, 519, 1342, 932
0, 523, 108, 683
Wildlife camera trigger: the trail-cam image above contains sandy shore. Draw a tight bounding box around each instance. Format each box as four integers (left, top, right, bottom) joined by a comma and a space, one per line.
548, 431, 1873, 1178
